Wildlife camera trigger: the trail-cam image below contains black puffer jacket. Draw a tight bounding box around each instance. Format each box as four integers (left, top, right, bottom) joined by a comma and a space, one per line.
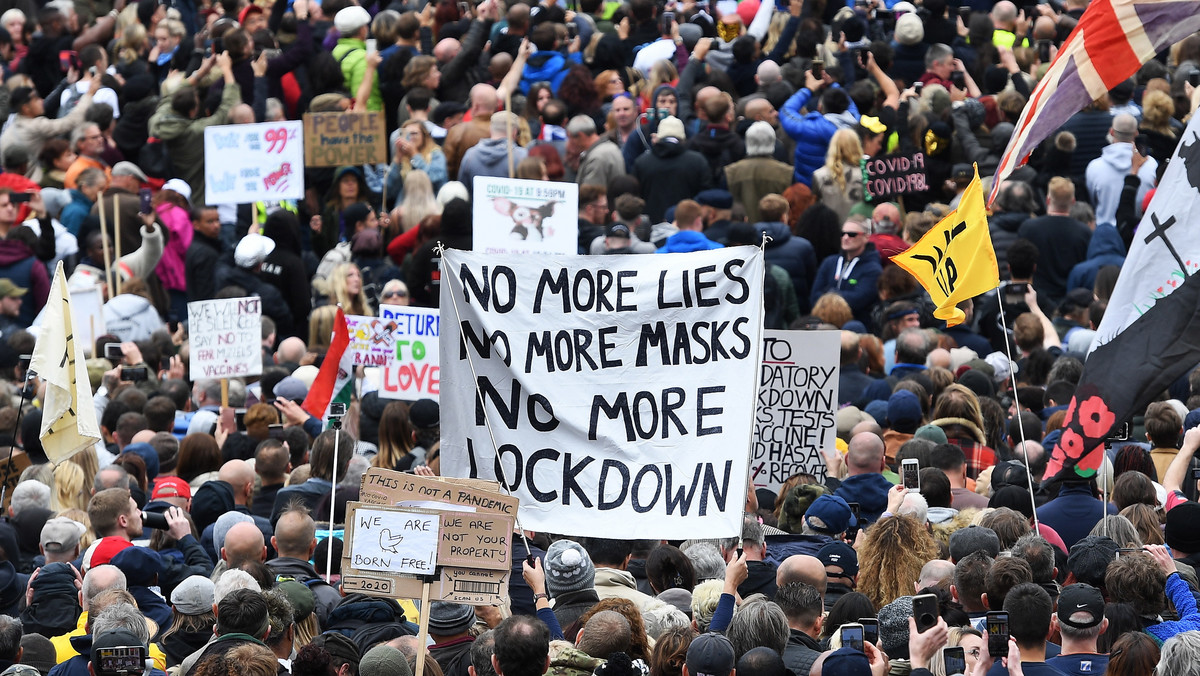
633, 141, 713, 222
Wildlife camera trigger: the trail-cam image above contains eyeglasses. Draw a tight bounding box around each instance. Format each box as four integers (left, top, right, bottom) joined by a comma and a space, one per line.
841, 231, 865, 238
382, 290, 408, 298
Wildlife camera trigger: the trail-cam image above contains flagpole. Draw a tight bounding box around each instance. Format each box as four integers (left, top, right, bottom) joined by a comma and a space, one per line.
327, 412, 341, 584
995, 296, 1039, 530
0, 368, 36, 507
98, 195, 114, 297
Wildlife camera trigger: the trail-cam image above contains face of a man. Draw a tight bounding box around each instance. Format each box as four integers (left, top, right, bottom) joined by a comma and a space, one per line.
193, 208, 221, 239
611, 96, 636, 131
841, 221, 869, 258
932, 57, 954, 80
0, 194, 15, 226
245, 12, 267, 33
0, 295, 20, 317
80, 127, 104, 157
124, 498, 143, 538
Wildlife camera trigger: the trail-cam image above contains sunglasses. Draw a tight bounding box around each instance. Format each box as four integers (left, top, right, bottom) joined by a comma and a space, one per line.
841, 231, 865, 238
382, 290, 408, 298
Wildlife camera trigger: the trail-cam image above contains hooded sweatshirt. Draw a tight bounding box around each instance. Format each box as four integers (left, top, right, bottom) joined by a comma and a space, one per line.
1086, 142, 1157, 226
0, 238, 48, 327
458, 139, 528, 194
519, 50, 581, 95
1067, 223, 1126, 292
104, 294, 163, 342
834, 472, 893, 524
756, 221, 817, 312
780, 85, 860, 185
633, 140, 713, 222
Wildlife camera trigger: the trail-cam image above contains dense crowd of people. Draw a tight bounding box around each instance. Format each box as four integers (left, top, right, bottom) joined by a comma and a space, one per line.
0, 0, 1192, 674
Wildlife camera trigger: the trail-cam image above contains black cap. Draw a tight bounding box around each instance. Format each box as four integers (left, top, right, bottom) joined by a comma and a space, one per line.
432, 102, 468, 127
605, 223, 631, 239
10, 87, 34, 110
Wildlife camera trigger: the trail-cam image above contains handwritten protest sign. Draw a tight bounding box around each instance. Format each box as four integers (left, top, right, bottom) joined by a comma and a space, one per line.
439, 248, 764, 539
864, 153, 928, 200
751, 330, 839, 491
473, 177, 578, 256
304, 112, 387, 167
204, 121, 304, 205
187, 297, 263, 378
342, 567, 510, 604
346, 506, 439, 576
359, 468, 519, 516
377, 305, 440, 402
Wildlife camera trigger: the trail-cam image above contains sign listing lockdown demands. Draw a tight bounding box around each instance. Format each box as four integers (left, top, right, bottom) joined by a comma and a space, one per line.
188, 297, 263, 379
205, 121, 304, 205
304, 112, 387, 167
439, 247, 765, 539
376, 305, 440, 402
752, 330, 839, 492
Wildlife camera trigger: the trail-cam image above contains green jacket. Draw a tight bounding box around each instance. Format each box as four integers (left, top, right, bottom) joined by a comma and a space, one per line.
332, 38, 382, 111
547, 646, 603, 676
148, 81, 241, 202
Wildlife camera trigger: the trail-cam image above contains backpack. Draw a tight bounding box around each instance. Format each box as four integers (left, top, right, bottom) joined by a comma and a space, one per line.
138, 137, 174, 179
325, 593, 417, 654
56, 85, 85, 119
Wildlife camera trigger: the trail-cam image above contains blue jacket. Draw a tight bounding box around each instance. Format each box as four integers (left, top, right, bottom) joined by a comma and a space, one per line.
764, 533, 837, 566
834, 473, 893, 524
779, 85, 860, 185
810, 245, 883, 326
519, 50, 582, 95
1147, 573, 1200, 645
756, 221, 818, 313
59, 189, 92, 237
1035, 482, 1117, 549
1066, 223, 1126, 293
657, 230, 724, 254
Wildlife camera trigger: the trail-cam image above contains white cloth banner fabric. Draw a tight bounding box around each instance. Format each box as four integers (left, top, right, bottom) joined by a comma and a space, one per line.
439, 247, 765, 539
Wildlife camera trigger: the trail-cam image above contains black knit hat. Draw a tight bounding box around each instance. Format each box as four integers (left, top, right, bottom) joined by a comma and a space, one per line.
1165, 502, 1200, 554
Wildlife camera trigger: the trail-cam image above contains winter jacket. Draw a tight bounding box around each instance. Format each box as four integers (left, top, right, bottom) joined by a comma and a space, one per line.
780, 85, 860, 185
0, 98, 93, 171
215, 264, 294, 336
267, 557, 342, 627
656, 230, 723, 254
103, 294, 163, 342
834, 472, 893, 523
430, 637, 474, 676
50, 637, 167, 676
688, 125, 746, 188
738, 560, 778, 600
576, 137, 625, 189
0, 239, 48, 327
1018, 215, 1091, 305
1066, 224, 1126, 293
989, 210, 1028, 276
756, 221, 818, 313
593, 568, 668, 614
810, 245, 883, 326
1058, 109, 1115, 179
1086, 142, 1157, 227
457, 139, 528, 193
154, 203, 191, 292
784, 629, 822, 676
725, 155, 795, 223
184, 232, 224, 302
1147, 572, 1200, 645
436, 18, 494, 105
519, 50, 582, 95
59, 190, 93, 237
633, 140, 713, 222
812, 165, 864, 224
764, 533, 838, 566
891, 43, 928, 85
332, 37, 382, 111
1035, 482, 1117, 549
444, 116, 492, 181
550, 588, 599, 630
148, 81, 241, 200
260, 213, 312, 339
547, 645, 603, 676
326, 593, 418, 655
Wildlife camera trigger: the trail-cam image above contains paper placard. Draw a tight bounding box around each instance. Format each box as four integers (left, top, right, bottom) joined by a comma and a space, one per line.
303, 112, 387, 167
347, 506, 439, 576
472, 177, 578, 256
376, 305, 440, 401
864, 152, 929, 200
342, 566, 510, 604
751, 330, 839, 491
359, 468, 519, 517
204, 121, 304, 205
437, 511, 512, 571
187, 297, 263, 378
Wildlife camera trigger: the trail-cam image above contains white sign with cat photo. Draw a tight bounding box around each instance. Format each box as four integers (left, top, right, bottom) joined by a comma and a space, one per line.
472, 177, 578, 256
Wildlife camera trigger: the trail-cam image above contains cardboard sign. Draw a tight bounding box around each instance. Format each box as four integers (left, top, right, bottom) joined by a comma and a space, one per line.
346, 506, 440, 576
304, 112, 387, 167
359, 468, 519, 517
437, 511, 511, 570
376, 305, 441, 402
343, 566, 511, 604
751, 330, 839, 491
187, 297, 263, 378
204, 121, 304, 205
472, 177, 578, 256
864, 153, 929, 199
439, 247, 765, 539
0, 450, 30, 510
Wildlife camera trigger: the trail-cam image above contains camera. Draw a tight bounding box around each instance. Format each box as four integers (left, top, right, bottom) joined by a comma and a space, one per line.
141, 511, 169, 530
330, 402, 347, 418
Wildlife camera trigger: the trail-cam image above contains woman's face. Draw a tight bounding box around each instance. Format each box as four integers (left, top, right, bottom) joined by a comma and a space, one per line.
345, 266, 362, 295
656, 92, 678, 116
54, 149, 76, 171
156, 28, 179, 52
960, 635, 985, 673
424, 68, 441, 90
4, 18, 22, 42
536, 87, 552, 112
339, 174, 359, 200
606, 72, 624, 96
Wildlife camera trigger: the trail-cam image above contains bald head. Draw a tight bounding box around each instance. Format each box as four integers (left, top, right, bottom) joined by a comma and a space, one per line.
272, 507, 317, 558
916, 559, 956, 593
219, 459, 255, 505
434, 38, 460, 63
745, 98, 775, 122
777, 555, 828, 596
840, 330, 862, 365
992, 0, 1017, 25
850, 420, 882, 439
469, 84, 499, 115
222, 521, 266, 566
695, 86, 720, 120
756, 60, 781, 85
130, 429, 156, 445
1014, 441, 1046, 479
927, 347, 951, 369
230, 104, 255, 125
489, 52, 514, 82
275, 337, 306, 364
846, 432, 885, 474
1033, 16, 1056, 40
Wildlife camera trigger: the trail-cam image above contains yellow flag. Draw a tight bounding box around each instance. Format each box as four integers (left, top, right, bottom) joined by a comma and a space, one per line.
892, 165, 999, 327
30, 262, 101, 463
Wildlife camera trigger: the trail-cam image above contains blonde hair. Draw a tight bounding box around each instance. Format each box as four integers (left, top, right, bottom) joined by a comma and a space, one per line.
60, 508, 94, 551
53, 461, 89, 513
762, 12, 797, 61
1141, 90, 1176, 137
328, 262, 372, 316
69, 447, 99, 493
396, 169, 440, 233
691, 580, 724, 631
825, 129, 863, 192
641, 61, 678, 105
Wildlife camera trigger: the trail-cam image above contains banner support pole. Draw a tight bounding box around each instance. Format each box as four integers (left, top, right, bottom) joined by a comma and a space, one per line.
996, 295, 1039, 530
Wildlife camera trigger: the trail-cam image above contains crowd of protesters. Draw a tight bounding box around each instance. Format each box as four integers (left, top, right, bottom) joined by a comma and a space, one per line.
0, 0, 1192, 675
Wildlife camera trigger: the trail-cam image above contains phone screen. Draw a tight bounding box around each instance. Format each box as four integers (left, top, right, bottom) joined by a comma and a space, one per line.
1004, 282, 1028, 305
839, 625, 864, 652
987, 612, 1009, 656
943, 647, 966, 676
139, 188, 152, 215
859, 618, 878, 645
902, 460, 920, 490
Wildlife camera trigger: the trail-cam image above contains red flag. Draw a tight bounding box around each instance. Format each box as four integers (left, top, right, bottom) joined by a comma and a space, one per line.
990, 0, 1200, 204
302, 307, 352, 420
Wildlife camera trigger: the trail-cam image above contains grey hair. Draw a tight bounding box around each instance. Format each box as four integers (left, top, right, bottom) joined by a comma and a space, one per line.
77, 167, 107, 191
0, 616, 20, 660
725, 599, 789, 659
1009, 534, 1056, 582
682, 543, 727, 581
1058, 614, 1104, 642
11, 480, 49, 516
341, 455, 370, 488
214, 569, 262, 602
898, 492, 929, 524
265, 98, 285, 121
227, 379, 247, 407
46, 0, 74, 16
94, 464, 130, 492
642, 604, 690, 641
470, 630, 497, 676
925, 43, 953, 70
567, 115, 597, 136
1157, 630, 1200, 676
745, 121, 776, 157
0, 9, 24, 26
82, 565, 128, 606
1069, 201, 1095, 226
742, 517, 765, 548
70, 123, 100, 152
1088, 515, 1142, 549
92, 603, 150, 645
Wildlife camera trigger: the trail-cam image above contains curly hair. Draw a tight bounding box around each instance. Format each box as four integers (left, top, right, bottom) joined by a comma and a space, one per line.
1140, 90, 1176, 137
812, 293, 853, 328
1106, 552, 1168, 617
856, 515, 939, 609
577, 598, 651, 662
558, 65, 600, 118
650, 626, 695, 676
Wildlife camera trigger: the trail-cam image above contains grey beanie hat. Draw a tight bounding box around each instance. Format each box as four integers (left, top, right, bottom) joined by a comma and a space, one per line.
545, 538, 596, 598
360, 645, 412, 676
427, 602, 476, 636
878, 595, 914, 655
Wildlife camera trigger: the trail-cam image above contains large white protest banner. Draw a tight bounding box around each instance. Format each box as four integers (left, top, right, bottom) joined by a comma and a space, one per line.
377, 305, 440, 402
204, 121, 304, 205
439, 248, 764, 539
188, 297, 263, 378
472, 177, 578, 256
752, 331, 839, 492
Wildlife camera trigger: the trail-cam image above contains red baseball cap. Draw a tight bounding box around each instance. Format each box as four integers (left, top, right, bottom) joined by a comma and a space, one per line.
238, 4, 263, 24
85, 536, 133, 570
152, 476, 192, 501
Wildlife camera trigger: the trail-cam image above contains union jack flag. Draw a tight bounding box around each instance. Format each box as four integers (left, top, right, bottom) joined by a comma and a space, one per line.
989, 0, 1200, 204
